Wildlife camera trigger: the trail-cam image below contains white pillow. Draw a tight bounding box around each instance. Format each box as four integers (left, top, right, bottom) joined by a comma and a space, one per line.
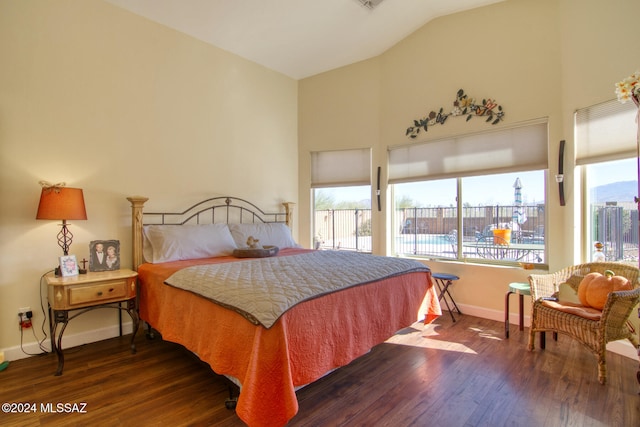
143, 224, 238, 263
228, 223, 299, 249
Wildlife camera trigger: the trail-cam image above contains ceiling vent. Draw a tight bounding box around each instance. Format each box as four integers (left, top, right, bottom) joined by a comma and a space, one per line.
357, 0, 385, 10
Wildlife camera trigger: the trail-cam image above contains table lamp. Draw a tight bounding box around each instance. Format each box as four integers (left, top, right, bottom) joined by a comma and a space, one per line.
36, 184, 87, 257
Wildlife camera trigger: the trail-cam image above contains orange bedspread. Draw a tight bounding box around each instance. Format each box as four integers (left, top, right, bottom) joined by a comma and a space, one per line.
138, 248, 440, 426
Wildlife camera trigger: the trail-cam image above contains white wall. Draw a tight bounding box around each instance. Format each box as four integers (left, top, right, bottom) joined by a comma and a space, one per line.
298, 0, 640, 342
2, 0, 639, 362
0, 0, 298, 359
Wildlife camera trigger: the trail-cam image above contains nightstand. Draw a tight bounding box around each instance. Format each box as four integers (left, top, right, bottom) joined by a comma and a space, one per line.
45, 269, 139, 375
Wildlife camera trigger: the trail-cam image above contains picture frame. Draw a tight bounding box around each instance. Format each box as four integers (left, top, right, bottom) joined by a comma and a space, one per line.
59, 255, 79, 277
89, 240, 120, 272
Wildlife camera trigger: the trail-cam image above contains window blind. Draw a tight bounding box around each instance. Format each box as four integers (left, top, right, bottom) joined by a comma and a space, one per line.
575, 99, 638, 165
388, 120, 548, 183
310, 148, 371, 188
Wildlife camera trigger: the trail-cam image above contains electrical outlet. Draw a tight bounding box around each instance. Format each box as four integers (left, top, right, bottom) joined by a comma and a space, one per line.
18, 307, 32, 330
18, 307, 31, 322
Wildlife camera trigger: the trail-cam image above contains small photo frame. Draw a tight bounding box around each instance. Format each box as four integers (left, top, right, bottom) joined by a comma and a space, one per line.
89, 240, 120, 272
59, 255, 79, 277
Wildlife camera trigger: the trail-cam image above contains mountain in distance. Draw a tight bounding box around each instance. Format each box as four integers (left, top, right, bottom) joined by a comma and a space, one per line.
592, 180, 637, 203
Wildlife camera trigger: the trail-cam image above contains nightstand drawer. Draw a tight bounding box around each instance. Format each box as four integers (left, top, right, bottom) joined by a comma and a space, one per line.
69, 279, 128, 305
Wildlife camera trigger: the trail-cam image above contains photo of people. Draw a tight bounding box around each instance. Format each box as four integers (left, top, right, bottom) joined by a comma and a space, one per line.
89, 240, 120, 272
59, 255, 79, 277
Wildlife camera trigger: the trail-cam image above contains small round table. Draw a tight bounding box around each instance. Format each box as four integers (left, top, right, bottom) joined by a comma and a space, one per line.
505, 282, 530, 338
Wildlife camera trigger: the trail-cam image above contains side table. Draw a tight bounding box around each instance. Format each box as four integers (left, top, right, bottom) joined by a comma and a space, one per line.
504, 282, 530, 338
45, 269, 139, 376
432, 273, 462, 322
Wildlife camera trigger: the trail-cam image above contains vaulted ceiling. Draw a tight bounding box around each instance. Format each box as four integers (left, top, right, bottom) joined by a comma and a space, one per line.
104, 0, 504, 79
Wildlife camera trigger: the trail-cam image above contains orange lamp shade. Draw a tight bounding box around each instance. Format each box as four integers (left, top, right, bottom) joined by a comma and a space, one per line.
36, 188, 87, 220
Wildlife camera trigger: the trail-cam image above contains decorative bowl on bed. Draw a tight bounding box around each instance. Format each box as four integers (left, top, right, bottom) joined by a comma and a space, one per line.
232, 245, 279, 258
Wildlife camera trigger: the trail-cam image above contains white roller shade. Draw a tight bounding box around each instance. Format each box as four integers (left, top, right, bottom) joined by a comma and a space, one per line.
388, 120, 548, 183
575, 99, 638, 165
311, 148, 371, 188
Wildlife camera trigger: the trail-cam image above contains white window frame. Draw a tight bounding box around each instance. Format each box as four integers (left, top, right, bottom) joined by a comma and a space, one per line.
389, 120, 549, 265
576, 99, 638, 262
311, 148, 373, 252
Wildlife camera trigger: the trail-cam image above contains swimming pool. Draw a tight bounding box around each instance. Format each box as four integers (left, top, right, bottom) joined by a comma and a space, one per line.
396, 234, 451, 245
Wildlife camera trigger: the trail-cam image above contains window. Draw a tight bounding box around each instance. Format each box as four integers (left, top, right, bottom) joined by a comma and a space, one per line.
576, 99, 638, 264
393, 171, 546, 263
389, 120, 548, 264
584, 159, 637, 263
394, 179, 457, 257
313, 186, 371, 251
311, 149, 372, 252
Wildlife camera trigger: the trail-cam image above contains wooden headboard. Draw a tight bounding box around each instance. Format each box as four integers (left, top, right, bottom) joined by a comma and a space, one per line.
126, 196, 295, 270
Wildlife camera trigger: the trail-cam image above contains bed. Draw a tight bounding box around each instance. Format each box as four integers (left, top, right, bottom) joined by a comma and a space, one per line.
127, 196, 440, 427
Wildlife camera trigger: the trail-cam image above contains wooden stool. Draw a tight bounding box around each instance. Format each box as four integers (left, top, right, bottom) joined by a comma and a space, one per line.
432, 273, 461, 322
505, 282, 530, 338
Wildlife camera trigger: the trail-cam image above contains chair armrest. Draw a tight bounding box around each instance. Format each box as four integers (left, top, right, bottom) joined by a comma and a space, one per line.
599, 286, 640, 331
528, 272, 559, 301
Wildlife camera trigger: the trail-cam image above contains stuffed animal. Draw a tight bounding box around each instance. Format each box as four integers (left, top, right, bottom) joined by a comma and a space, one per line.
246, 236, 262, 249
577, 270, 632, 310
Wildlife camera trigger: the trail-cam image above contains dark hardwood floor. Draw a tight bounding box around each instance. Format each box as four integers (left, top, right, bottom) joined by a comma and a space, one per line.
1, 314, 639, 426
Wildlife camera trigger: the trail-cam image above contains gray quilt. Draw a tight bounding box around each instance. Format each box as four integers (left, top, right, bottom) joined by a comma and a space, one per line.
164, 250, 430, 328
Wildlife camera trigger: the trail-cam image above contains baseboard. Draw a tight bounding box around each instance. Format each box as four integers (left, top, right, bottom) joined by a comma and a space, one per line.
2, 321, 134, 362
5, 306, 638, 363
455, 303, 639, 361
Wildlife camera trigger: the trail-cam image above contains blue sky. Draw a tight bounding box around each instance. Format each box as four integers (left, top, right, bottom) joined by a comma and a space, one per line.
320, 158, 637, 207
587, 157, 636, 187
322, 170, 544, 207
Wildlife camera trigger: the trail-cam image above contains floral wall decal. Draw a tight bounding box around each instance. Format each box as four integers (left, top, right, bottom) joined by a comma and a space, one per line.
405, 89, 505, 139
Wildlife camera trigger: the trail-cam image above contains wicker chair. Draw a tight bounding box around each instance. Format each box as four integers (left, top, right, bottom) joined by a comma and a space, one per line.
527, 262, 640, 384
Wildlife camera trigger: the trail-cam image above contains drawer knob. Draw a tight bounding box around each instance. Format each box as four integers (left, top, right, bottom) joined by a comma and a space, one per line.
97, 291, 103, 296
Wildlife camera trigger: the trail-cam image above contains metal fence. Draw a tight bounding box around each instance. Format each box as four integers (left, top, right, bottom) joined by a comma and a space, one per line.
313, 203, 639, 264
313, 208, 372, 251
314, 204, 544, 259
394, 205, 545, 263
591, 203, 639, 262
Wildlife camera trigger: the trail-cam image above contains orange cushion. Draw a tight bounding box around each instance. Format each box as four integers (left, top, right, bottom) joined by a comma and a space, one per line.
541, 299, 602, 321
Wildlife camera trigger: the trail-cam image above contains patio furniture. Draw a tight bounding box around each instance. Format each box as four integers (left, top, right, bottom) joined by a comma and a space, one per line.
466, 237, 543, 262
474, 235, 511, 260
527, 262, 640, 384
